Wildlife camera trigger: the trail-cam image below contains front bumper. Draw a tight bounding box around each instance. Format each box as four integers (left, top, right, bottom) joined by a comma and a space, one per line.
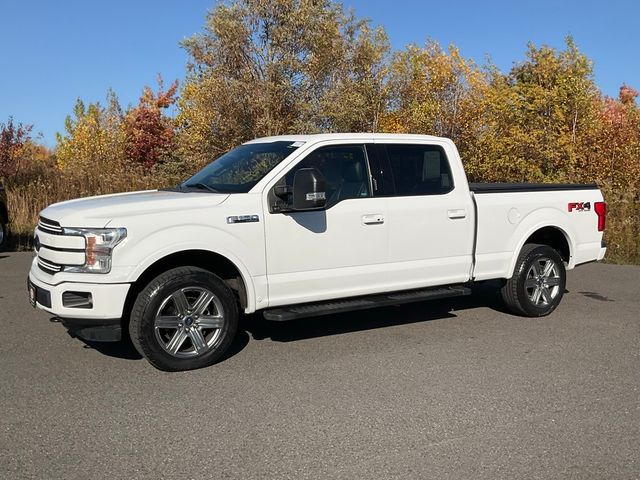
28, 260, 131, 321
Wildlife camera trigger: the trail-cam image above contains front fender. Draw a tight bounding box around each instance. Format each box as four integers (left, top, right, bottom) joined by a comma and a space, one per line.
114, 223, 266, 313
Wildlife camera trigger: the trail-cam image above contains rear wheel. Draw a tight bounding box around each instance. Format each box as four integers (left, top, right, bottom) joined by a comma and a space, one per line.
501, 244, 566, 317
129, 267, 238, 371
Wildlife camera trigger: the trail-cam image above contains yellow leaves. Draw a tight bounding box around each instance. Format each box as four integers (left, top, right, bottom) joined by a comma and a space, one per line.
385, 41, 487, 143
57, 79, 179, 173
56, 114, 125, 173
177, 0, 392, 155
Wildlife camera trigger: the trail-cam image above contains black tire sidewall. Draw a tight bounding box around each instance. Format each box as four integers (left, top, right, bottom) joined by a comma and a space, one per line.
515, 246, 566, 317
131, 268, 238, 371
0, 222, 7, 250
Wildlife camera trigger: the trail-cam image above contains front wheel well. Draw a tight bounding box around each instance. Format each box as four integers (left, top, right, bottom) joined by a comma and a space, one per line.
122, 250, 248, 327
523, 227, 570, 263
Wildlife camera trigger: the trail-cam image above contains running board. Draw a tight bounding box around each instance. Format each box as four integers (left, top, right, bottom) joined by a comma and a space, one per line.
263, 285, 471, 321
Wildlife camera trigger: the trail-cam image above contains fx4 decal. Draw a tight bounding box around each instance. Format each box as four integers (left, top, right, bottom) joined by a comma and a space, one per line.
568, 202, 591, 212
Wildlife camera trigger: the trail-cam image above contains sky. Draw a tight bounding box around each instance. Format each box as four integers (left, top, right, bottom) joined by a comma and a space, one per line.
0, 0, 638, 146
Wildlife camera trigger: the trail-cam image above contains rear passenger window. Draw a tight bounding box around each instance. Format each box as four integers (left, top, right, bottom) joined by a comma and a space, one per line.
384, 144, 453, 196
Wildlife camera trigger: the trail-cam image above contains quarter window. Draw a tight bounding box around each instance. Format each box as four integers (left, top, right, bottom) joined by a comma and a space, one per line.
384, 144, 453, 196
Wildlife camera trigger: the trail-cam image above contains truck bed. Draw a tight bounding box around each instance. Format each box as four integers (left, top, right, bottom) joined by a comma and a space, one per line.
470, 183, 599, 193
470, 182, 605, 281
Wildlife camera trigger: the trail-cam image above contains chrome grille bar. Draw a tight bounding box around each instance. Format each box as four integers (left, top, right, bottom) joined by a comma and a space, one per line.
37, 257, 63, 275
37, 216, 63, 235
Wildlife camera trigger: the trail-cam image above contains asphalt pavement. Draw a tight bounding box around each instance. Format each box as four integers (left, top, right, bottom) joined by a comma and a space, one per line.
0, 252, 638, 479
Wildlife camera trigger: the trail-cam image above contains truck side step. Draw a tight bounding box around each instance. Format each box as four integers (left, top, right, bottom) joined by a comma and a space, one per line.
263, 285, 471, 321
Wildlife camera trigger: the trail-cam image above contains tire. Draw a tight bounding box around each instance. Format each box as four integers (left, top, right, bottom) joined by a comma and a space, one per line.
501, 243, 566, 317
129, 266, 238, 371
0, 221, 7, 251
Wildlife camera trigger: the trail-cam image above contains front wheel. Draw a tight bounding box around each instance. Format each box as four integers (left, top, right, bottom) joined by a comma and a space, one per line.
0, 221, 7, 251
501, 244, 567, 317
129, 267, 238, 371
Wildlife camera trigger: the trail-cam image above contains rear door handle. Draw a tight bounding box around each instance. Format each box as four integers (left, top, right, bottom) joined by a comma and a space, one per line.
447, 209, 467, 219
362, 214, 385, 225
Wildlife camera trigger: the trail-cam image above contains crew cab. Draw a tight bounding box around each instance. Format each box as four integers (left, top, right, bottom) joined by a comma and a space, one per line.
27, 134, 607, 371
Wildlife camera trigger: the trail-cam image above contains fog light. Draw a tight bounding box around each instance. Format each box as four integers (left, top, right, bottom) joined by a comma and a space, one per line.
62, 291, 93, 309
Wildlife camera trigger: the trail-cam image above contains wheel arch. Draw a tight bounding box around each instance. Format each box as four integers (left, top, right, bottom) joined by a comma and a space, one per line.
524, 226, 571, 263
123, 249, 254, 327
507, 222, 575, 279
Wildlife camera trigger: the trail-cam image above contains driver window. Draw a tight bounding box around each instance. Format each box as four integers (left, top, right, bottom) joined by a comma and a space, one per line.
286, 145, 371, 208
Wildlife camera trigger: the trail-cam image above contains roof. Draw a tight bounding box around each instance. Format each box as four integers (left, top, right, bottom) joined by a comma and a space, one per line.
243, 133, 449, 144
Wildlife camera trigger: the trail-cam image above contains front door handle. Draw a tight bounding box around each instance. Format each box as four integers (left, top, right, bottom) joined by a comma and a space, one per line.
362, 214, 385, 225
447, 209, 467, 219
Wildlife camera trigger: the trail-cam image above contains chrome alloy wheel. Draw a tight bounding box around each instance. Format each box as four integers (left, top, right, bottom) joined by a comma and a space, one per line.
524, 257, 561, 307
154, 287, 225, 358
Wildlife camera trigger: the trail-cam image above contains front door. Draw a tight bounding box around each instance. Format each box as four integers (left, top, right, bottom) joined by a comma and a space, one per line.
263, 142, 388, 307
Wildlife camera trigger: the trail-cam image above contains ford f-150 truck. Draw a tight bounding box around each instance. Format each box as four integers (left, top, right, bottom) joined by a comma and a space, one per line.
27, 134, 607, 371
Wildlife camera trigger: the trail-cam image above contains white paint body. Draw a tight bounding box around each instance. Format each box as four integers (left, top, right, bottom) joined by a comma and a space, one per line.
28, 134, 606, 320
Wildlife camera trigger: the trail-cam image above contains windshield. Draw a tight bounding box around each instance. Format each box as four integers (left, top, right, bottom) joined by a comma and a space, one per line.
181, 141, 301, 193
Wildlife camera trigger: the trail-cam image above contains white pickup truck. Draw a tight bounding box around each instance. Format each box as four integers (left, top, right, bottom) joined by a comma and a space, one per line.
28, 134, 607, 371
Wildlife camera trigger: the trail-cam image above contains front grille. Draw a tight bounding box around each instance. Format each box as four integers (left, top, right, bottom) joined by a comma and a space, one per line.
37, 257, 63, 275
35, 217, 88, 275
38, 216, 63, 235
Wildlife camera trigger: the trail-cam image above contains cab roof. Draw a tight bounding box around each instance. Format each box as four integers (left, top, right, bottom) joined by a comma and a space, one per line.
243, 133, 449, 145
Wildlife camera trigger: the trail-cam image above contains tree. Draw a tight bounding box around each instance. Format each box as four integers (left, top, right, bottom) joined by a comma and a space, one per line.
320, 21, 390, 132
382, 42, 487, 149
123, 76, 178, 169
0, 117, 33, 178
464, 37, 600, 182
55, 90, 126, 172
581, 85, 640, 191
177, 0, 390, 165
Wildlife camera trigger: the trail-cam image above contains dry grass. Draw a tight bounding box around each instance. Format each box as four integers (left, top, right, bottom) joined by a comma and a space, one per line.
5, 170, 640, 265
5, 167, 179, 250
603, 195, 640, 265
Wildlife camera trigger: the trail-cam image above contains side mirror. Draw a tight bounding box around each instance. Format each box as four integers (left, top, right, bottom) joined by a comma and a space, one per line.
292, 168, 326, 210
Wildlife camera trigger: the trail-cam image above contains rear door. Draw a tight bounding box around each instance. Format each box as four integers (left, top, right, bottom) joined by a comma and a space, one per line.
376, 141, 474, 289
263, 142, 389, 307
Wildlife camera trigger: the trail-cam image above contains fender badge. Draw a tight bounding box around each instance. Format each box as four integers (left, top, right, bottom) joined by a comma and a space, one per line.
227, 215, 260, 224
568, 202, 591, 212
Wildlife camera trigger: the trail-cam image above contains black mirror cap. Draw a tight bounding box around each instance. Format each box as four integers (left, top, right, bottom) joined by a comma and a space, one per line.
292, 168, 327, 210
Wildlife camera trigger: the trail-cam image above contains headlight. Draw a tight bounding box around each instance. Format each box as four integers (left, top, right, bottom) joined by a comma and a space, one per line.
62, 227, 127, 273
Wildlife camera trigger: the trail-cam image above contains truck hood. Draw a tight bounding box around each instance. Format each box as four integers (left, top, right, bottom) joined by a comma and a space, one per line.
40, 189, 230, 228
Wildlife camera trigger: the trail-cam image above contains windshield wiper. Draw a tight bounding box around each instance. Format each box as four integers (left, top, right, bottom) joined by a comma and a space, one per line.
183, 183, 220, 193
